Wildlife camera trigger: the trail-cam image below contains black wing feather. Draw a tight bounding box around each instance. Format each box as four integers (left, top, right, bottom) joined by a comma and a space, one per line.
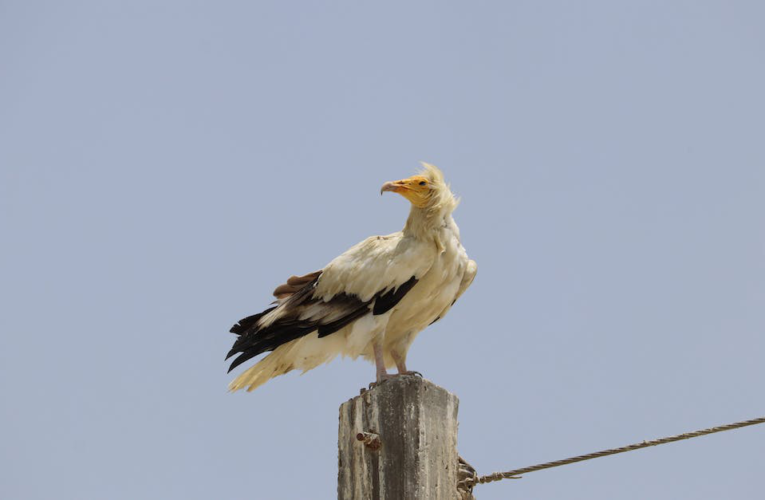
230, 306, 277, 336
317, 303, 371, 338
373, 276, 419, 315
226, 274, 419, 373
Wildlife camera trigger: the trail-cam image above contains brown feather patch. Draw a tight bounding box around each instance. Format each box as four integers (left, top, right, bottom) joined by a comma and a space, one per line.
272, 271, 322, 299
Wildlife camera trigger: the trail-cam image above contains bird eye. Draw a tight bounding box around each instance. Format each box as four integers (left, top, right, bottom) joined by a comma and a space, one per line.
419, 181, 427, 186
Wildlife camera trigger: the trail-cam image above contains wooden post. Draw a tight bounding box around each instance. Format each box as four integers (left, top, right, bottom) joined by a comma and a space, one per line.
338, 375, 463, 500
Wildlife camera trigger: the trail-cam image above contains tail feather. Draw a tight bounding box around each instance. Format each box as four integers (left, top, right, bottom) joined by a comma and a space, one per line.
226, 322, 316, 371
228, 330, 352, 392
228, 346, 296, 392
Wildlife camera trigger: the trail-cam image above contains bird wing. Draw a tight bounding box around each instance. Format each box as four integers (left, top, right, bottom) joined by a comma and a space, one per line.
314, 232, 437, 301
226, 232, 436, 373
429, 258, 477, 326
454, 258, 478, 303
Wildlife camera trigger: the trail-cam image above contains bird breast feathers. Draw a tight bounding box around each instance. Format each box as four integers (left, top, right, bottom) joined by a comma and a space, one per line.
315, 233, 437, 302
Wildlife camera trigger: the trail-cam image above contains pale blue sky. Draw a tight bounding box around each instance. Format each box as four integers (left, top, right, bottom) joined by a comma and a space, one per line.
1, 1, 764, 499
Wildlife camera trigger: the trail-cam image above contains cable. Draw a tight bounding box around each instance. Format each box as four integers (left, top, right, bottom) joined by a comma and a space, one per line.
473, 415, 765, 486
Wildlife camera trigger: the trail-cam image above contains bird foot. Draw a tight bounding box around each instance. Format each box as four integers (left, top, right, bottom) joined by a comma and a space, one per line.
368, 373, 397, 389
367, 371, 422, 389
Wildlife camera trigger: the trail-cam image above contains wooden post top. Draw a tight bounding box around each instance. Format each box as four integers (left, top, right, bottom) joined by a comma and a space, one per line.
338, 375, 464, 500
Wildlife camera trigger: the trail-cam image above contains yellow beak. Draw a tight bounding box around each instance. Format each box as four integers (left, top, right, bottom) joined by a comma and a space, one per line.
380, 180, 406, 195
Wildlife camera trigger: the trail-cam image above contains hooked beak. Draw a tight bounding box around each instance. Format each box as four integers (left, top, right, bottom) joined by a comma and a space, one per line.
380, 180, 405, 195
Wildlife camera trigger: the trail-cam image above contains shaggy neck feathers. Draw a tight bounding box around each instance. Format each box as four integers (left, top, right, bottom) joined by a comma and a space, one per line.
403, 187, 458, 240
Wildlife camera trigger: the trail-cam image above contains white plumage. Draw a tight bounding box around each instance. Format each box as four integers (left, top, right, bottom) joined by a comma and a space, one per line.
226, 163, 476, 391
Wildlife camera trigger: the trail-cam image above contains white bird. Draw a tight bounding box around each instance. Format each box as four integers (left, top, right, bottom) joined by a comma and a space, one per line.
226, 163, 477, 392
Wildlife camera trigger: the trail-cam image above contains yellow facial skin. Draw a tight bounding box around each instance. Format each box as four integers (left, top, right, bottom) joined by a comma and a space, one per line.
380, 175, 432, 208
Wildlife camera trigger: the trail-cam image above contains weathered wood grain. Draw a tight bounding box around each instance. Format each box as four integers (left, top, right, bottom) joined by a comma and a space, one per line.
338, 375, 461, 500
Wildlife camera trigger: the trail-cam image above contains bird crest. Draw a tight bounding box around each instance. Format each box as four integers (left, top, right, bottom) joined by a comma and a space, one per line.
418, 162, 459, 216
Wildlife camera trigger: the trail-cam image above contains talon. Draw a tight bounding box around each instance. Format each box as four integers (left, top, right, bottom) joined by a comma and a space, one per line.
369, 373, 395, 389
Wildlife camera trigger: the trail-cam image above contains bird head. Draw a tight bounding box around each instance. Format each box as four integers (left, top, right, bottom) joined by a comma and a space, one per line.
380, 175, 432, 208
381, 162, 454, 211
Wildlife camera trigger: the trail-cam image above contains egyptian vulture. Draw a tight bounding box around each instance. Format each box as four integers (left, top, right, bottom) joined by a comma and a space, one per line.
226, 163, 477, 391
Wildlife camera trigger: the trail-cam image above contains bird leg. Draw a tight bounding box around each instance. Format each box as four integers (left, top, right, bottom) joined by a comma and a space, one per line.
392, 349, 407, 373
373, 341, 392, 383
369, 344, 421, 388
392, 349, 422, 377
